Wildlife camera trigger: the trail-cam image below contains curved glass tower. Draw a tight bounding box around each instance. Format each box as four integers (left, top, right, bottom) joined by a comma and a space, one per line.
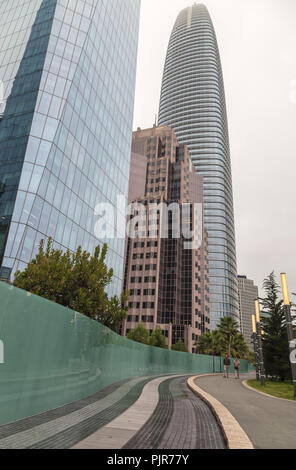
159, 4, 239, 327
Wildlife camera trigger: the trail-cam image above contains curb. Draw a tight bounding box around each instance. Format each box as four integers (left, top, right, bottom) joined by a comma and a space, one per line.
187, 375, 254, 450
242, 380, 296, 403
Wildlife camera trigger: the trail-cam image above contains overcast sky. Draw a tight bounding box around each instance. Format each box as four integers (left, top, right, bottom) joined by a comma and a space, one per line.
133, 0, 296, 298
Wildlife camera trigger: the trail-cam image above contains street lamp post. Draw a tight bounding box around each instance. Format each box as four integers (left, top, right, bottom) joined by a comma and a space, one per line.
255, 299, 265, 386
252, 314, 259, 381
280, 273, 296, 399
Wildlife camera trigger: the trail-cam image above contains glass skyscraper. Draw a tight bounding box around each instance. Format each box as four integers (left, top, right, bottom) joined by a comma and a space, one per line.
158, 4, 239, 327
0, 0, 140, 295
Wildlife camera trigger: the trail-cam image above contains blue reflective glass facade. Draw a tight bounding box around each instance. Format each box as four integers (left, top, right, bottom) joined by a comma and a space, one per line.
159, 4, 239, 327
0, 0, 141, 295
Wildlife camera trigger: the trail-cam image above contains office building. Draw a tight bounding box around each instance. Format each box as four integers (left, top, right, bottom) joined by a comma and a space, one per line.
0, 0, 140, 295
158, 4, 239, 327
122, 125, 210, 352
238, 275, 259, 349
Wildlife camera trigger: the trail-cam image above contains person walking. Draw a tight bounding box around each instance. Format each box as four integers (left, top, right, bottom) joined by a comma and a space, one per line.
234, 356, 241, 379
223, 354, 231, 378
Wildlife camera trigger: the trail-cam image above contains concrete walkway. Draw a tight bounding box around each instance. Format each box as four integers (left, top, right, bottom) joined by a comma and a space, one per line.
73, 375, 225, 449
0, 376, 155, 449
0, 374, 226, 449
195, 374, 296, 449
112, 375, 225, 449
72, 375, 183, 449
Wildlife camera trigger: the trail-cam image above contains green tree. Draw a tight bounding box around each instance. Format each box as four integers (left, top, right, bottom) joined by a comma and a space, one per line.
230, 333, 249, 358
196, 332, 213, 355
196, 330, 223, 356
102, 292, 129, 331
217, 316, 239, 357
246, 350, 255, 365
127, 323, 150, 345
14, 238, 128, 331
261, 272, 291, 381
196, 320, 250, 360
171, 338, 189, 353
149, 328, 168, 349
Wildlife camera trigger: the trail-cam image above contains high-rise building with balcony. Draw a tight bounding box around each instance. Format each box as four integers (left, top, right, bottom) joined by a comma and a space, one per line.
122, 125, 210, 353
238, 275, 259, 349
0, 0, 140, 295
158, 4, 239, 327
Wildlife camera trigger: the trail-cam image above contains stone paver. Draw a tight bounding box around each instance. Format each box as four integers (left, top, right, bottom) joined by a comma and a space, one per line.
0, 378, 129, 439
188, 375, 253, 449
123, 376, 226, 449
159, 376, 225, 449
0, 374, 229, 450
73, 375, 186, 449
0, 376, 157, 449
195, 374, 296, 449
122, 377, 175, 449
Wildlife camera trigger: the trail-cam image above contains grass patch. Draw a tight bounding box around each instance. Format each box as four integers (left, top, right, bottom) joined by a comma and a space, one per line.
247, 380, 295, 401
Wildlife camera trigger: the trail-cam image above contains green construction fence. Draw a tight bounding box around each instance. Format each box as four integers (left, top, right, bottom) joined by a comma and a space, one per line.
0, 281, 248, 426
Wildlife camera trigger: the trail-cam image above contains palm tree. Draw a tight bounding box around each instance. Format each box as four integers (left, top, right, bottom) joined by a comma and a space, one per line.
196, 330, 224, 356
217, 316, 239, 357
230, 333, 249, 358
196, 332, 214, 355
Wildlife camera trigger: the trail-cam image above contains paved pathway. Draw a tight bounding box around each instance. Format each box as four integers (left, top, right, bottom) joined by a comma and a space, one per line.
0, 375, 226, 449
195, 374, 296, 449
123, 375, 225, 449
72, 375, 182, 449
0, 376, 155, 449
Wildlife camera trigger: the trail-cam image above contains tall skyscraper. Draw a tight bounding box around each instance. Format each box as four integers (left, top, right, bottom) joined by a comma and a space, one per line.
238, 275, 259, 350
158, 4, 239, 328
122, 125, 210, 352
0, 0, 140, 295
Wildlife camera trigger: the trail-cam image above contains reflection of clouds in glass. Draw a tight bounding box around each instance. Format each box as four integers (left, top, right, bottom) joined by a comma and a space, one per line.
0, 79, 4, 107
